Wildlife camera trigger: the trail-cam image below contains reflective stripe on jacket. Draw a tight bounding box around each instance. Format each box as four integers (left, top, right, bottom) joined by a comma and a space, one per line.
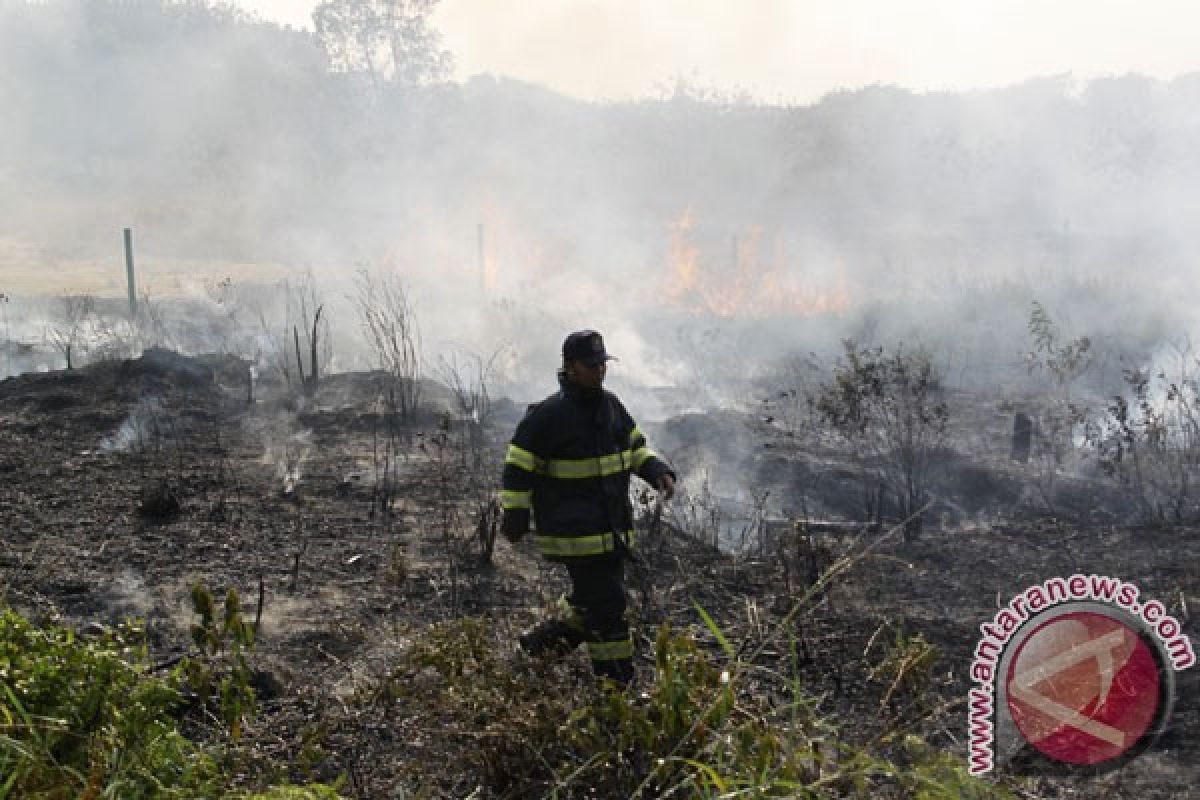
500, 375, 674, 562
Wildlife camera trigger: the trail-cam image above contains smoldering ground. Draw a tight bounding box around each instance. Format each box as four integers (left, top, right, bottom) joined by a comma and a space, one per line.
2, 3, 1199, 796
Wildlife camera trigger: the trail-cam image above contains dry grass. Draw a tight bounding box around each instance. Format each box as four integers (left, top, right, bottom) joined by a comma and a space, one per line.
0, 236, 289, 298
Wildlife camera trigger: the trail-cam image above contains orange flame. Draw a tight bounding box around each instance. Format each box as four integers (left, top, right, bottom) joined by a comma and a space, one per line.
664, 210, 851, 318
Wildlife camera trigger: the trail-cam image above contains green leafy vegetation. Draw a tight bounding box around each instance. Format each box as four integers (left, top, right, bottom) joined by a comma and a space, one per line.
0, 607, 218, 798
0, 605, 343, 799
186, 583, 257, 742
358, 615, 1013, 799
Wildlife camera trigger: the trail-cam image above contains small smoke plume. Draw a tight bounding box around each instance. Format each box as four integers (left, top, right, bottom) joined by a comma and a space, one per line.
254, 414, 313, 494
99, 396, 165, 453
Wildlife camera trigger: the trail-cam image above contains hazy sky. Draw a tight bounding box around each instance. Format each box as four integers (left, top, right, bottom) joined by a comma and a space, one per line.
234, 0, 1200, 103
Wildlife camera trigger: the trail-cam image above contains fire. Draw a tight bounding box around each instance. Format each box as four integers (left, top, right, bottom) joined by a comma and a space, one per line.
668, 208, 702, 293
476, 193, 501, 293
664, 209, 851, 318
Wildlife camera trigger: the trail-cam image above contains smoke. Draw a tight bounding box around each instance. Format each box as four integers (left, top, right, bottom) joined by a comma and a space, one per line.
2, 1, 1198, 424
253, 414, 313, 494
99, 396, 165, 452
103, 568, 155, 620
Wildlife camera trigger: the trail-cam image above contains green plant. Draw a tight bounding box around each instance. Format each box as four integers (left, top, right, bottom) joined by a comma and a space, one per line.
867, 626, 940, 718
185, 583, 256, 741
555, 615, 1007, 799
1025, 300, 1092, 394
1021, 301, 1093, 514
0, 604, 344, 799
0, 608, 220, 798
357, 617, 578, 794
353, 577, 1013, 799
890, 735, 1014, 800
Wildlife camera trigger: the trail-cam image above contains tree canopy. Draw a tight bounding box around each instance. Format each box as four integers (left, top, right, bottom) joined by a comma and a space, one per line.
313, 0, 452, 90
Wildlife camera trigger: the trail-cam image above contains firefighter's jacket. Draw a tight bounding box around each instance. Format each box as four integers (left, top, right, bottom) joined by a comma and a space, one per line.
501, 376, 675, 562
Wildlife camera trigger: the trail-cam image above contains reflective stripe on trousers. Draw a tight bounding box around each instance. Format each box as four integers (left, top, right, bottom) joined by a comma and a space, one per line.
535, 530, 636, 558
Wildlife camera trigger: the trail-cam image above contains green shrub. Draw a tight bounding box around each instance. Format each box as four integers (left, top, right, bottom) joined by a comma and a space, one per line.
365, 616, 1012, 799
0, 607, 345, 799
185, 583, 256, 741
558, 622, 1010, 799
0, 608, 219, 798
359, 617, 581, 794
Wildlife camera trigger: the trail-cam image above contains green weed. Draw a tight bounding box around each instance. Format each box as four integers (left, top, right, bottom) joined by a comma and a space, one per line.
0, 608, 219, 798
0, 603, 345, 799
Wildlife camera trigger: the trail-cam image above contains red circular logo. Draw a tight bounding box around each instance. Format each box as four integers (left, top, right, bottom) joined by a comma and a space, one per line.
1005, 611, 1161, 766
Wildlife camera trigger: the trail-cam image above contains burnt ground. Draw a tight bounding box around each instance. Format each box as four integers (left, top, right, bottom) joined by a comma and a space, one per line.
1, 350, 1198, 798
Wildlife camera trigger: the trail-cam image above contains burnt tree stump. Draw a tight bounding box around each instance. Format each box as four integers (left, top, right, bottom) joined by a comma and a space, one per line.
1012, 411, 1033, 464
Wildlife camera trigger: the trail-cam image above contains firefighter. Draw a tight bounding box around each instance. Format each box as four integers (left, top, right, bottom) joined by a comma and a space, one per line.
501, 329, 676, 685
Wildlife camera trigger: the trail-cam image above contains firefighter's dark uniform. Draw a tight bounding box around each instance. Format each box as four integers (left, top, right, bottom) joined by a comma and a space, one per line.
501, 337, 674, 684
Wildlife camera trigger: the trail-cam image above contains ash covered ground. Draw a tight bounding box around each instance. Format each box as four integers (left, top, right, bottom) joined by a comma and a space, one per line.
0, 346, 1196, 798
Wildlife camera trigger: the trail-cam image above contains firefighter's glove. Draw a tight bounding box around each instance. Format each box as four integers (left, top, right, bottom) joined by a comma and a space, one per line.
657, 473, 676, 501
501, 510, 528, 544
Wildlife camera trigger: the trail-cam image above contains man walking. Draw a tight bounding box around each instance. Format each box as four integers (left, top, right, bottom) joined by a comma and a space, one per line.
501, 330, 676, 685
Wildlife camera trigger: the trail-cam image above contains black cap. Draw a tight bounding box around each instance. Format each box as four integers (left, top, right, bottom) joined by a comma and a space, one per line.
562, 329, 616, 367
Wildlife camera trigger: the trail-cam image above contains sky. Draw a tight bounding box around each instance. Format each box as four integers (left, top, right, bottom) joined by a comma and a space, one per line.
233, 0, 1200, 104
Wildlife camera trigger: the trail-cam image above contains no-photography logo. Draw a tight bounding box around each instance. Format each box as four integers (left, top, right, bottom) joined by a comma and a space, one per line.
968, 575, 1195, 775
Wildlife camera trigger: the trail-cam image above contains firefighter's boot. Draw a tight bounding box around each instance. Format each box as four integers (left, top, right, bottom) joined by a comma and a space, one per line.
592, 656, 635, 688
518, 618, 585, 659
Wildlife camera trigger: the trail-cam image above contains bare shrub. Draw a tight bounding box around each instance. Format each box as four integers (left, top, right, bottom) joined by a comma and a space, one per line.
474, 498, 501, 564
90, 313, 140, 362
135, 292, 175, 351
200, 275, 250, 355
436, 349, 497, 426
247, 284, 294, 387
368, 392, 406, 520
419, 414, 464, 609
99, 395, 188, 515
435, 346, 508, 464
760, 351, 826, 440
288, 276, 330, 398
89, 292, 175, 363
47, 293, 95, 369
1021, 301, 1092, 512
815, 340, 948, 541
352, 269, 421, 421
1086, 339, 1200, 523
669, 469, 724, 549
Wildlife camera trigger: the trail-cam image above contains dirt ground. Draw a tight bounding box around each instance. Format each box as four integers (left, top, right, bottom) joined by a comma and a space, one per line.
1, 349, 1197, 798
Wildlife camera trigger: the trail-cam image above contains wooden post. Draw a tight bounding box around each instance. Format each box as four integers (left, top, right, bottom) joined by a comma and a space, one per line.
308, 305, 322, 396
253, 575, 265, 634
1, 293, 9, 378
1012, 412, 1033, 464
123, 228, 138, 317
293, 325, 305, 387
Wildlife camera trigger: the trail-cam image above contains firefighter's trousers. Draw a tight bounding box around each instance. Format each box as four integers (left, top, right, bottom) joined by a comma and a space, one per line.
520, 554, 634, 685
